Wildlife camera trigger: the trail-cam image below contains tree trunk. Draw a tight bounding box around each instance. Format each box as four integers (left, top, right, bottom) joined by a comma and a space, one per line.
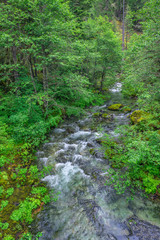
92, 60, 97, 88
122, 0, 125, 51
43, 66, 49, 115
100, 67, 106, 92
29, 55, 37, 93
33, 57, 37, 77
12, 45, 19, 81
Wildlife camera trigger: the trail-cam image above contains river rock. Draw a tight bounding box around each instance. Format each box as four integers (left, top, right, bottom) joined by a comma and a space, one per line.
108, 104, 123, 111
130, 110, 151, 124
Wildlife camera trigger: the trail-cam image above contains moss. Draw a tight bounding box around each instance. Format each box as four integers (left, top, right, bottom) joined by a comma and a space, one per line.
0, 159, 49, 239
122, 106, 132, 112
102, 113, 108, 118
108, 104, 123, 111
93, 112, 101, 117
130, 110, 151, 124
92, 173, 97, 179
89, 148, 95, 155
0, 185, 32, 238
101, 113, 113, 120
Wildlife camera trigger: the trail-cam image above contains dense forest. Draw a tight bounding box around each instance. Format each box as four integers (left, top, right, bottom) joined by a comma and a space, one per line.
0, 0, 159, 239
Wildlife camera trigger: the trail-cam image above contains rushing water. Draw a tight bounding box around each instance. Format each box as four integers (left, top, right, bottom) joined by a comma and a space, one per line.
33, 83, 160, 240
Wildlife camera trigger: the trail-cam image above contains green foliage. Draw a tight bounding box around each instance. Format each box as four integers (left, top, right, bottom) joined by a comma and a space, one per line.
69, 0, 93, 20
3, 235, 15, 240
20, 232, 42, 240
29, 166, 39, 179
10, 198, 41, 223
105, 0, 160, 197
0, 0, 121, 146
31, 187, 47, 196
6, 188, 14, 198
0, 186, 4, 197
0, 200, 9, 211
0, 120, 15, 167
103, 129, 160, 195
90, 0, 145, 21
31, 186, 50, 203
0, 221, 9, 230
81, 16, 122, 90
0, 0, 122, 239
122, 0, 160, 110
42, 194, 51, 204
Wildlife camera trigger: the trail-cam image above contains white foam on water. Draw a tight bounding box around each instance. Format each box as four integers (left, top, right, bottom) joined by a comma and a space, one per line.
55, 149, 65, 156
79, 141, 88, 152
42, 162, 89, 190
54, 128, 66, 134
56, 162, 87, 178
70, 131, 91, 140
109, 82, 122, 92
96, 158, 103, 162
42, 175, 58, 187
73, 154, 83, 162
63, 143, 78, 151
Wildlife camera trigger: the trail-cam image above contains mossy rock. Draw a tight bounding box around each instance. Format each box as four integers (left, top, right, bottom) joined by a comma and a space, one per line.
102, 113, 113, 120
93, 112, 101, 117
130, 110, 151, 124
102, 113, 108, 118
108, 104, 123, 111
89, 148, 95, 155
122, 106, 132, 112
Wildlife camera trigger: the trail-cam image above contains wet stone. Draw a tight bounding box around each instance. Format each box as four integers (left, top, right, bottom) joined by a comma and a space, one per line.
127, 216, 160, 240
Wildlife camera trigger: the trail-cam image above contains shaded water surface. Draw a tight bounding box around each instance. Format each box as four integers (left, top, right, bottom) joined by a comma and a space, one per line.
33, 83, 160, 240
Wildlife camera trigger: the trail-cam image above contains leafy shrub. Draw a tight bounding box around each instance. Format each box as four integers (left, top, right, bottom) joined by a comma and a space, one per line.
3, 235, 15, 240
31, 187, 47, 196
0, 200, 8, 211
10, 198, 41, 223
0, 221, 9, 230
6, 188, 14, 198
20, 232, 42, 240
103, 130, 160, 195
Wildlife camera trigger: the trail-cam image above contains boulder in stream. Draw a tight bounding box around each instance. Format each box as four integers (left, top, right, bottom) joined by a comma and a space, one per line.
108, 104, 123, 111
130, 110, 151, 124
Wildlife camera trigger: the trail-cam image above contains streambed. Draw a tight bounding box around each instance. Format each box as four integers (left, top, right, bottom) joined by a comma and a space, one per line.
33, 83, 160, 240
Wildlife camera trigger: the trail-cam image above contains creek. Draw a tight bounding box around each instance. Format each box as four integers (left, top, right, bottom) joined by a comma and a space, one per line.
33, 83, 160, 240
